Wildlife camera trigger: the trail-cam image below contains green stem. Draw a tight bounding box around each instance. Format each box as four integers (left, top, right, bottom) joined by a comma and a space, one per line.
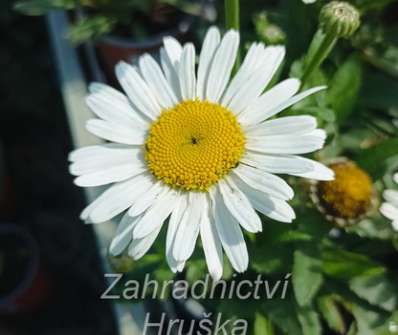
301, 30, 337, 89
225, 0, 241, 67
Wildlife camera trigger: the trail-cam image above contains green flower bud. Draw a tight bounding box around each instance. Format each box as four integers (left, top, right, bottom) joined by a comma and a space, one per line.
253, 12, 286, 45
319, 1, 360, 38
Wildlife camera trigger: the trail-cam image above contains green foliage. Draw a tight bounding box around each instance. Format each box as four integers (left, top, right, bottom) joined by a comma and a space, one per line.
14, 0, 76, 15
254, 313, 275, 335
297, 307, 322, 335
317, 295, 346, 334
293, 248, 324, 307
327, 55, 362, 124
356, 138, 398, 179
68, 15, 116, 44
15, 0, 198, 43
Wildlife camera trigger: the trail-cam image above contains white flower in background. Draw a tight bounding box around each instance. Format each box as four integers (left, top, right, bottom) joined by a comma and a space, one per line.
302, 0, 317, 4
69, 27, 333, 280
380, 173, 398, 231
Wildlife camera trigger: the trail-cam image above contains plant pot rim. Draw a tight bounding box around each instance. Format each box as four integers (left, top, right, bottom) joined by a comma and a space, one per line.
97, 17, 194, 49
0, 224, 39, 307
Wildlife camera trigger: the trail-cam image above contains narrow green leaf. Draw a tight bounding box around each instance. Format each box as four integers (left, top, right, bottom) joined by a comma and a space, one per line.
317, 295, 346, 334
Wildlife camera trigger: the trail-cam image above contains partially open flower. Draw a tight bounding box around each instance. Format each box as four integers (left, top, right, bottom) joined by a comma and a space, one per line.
311, 158, 376, 227
319, 1, 360, 38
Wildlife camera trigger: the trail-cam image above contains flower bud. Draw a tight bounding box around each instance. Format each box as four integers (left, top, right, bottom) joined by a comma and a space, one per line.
319, 1, 360, 38
254, 12, 286, 45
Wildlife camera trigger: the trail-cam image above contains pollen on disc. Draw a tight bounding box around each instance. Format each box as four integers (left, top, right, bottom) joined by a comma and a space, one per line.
145, 100, 245, 191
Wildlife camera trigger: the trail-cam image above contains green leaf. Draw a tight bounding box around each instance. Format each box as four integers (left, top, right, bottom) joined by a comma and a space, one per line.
14, 0, 75, 15
317, 295, 346, 334
251, 244, 292, 274
356, 138, 398, 179
297, 307, 322, 335
351, 300, 388, 335
349, 273, 398, 312
321, 247, 386, 280
327, 56, 362, 124
68, 15, 116, 44
262, 298, 303, 335
254, 313, 275, 335
293, 249, 324, 306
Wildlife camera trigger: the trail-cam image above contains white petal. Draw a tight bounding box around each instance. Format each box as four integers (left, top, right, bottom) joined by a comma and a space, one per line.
238, 78, 300, 125
87, 83, 149, 128
86, 119, 146, 145
233, 164, 294, 200
218, 178, 262, 233
74, 163, 146, 187
172, 192, 204, 261
394, 173, 398, 184
205, 30, 240, 102
166, 193, 187, 272
129, 226, 162, 260
160, 48, 181, 101
200, 195, 223, 281
88, 173, 154, 223
139, 53, 178, 109
196, 26, 221, 100
291, 157, 335, 181
163, 36, 183, 66
115, 61, 161, 120
233, 175, 296, 223
211, 188, 248, 273
246, 129, 327, 155
245, 115, 317, 137
240, 152, 313, 175
128, 182, 165, 217
109, 212, 140, 256
380, 202, 398, 222
244, 85, 326, 126
179, 43, 196, 101
226, 46, 285, 114
221, 43, 265, 105
383, 190, 398, 208
69, 144, 143, 175
133, 189, 177, 238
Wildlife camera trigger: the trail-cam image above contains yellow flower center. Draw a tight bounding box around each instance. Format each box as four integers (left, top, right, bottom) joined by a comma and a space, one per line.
318, 162, 373, 219
145, 100, 245, 191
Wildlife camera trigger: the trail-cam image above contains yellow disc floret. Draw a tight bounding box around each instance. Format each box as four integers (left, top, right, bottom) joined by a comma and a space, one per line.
145, 100, 245, 191
318, 161, 373, 219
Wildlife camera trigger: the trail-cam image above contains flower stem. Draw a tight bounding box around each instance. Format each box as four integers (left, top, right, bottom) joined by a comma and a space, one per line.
225, 0, 240, 31
301, 30, 337, 89
225, 0, 241, 67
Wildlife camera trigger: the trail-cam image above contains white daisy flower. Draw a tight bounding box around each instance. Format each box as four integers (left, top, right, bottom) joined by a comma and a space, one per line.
380, 173, 398, 232
69, 27, 334, 280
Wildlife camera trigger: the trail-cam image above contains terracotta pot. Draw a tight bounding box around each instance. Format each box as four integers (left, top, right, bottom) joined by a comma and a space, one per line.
0, 224, 51, 314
